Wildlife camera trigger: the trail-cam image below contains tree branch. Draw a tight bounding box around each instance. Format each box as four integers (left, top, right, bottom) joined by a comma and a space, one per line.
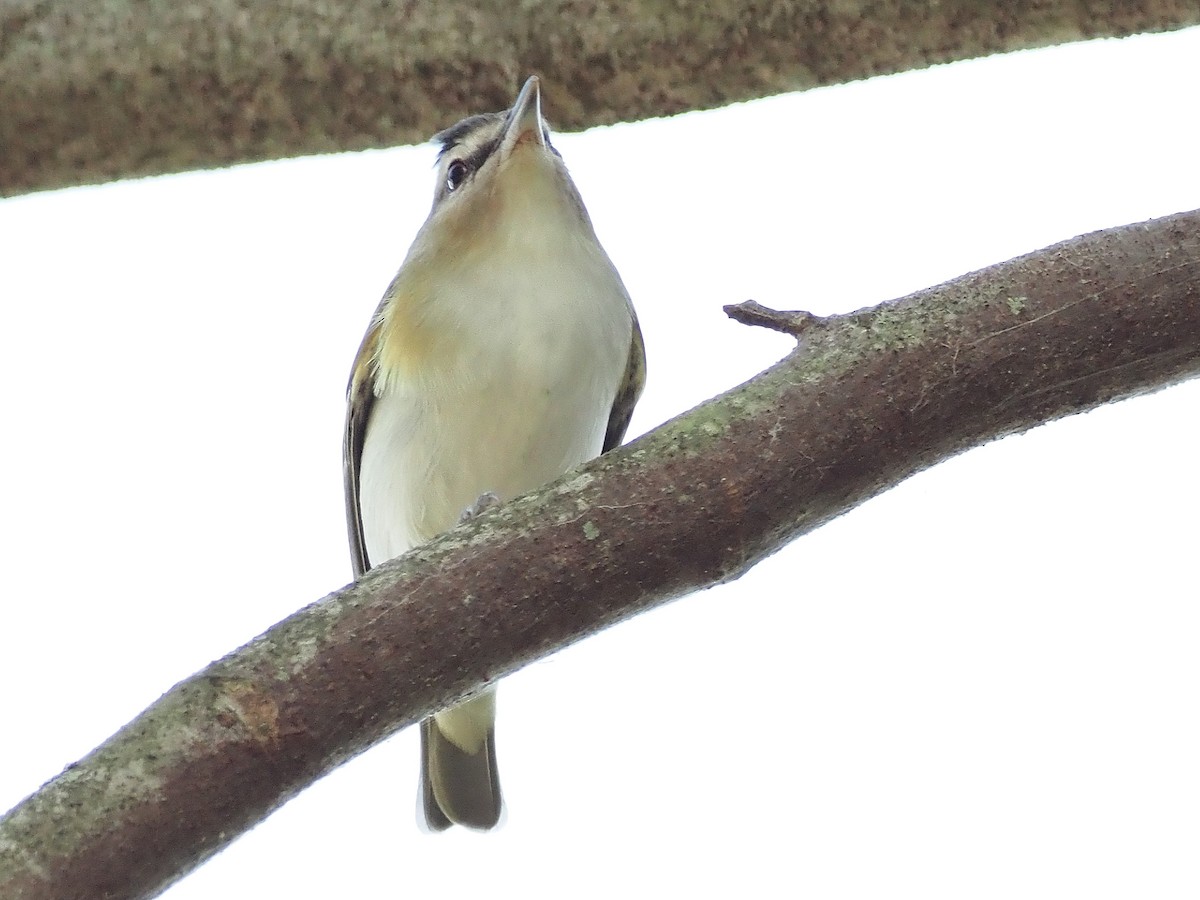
724, 300, 823, 336
2, 209, 1198, 898
3, 0, 1197, 196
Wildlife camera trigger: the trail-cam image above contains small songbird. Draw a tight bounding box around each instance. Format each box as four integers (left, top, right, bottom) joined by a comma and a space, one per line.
343, 76, 646, 831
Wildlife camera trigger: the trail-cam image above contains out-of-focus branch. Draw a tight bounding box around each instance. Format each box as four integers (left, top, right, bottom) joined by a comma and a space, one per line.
2, 0, 1198, 196
2, 209, 1199, 898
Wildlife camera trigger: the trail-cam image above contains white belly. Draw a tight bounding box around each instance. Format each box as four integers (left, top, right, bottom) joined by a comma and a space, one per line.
359, 262, 632, 566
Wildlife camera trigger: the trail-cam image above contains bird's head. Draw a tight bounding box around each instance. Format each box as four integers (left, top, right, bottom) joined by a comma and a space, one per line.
416, 76, 596, 261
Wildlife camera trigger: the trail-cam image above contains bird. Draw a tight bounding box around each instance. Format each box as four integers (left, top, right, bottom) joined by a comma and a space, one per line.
343, 76, 646, 831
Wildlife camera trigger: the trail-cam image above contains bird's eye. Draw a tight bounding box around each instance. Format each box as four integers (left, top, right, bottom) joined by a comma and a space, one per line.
446, 160, 469, 192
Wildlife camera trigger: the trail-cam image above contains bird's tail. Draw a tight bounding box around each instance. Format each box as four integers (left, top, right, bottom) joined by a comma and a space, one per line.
419, 689, 503, 831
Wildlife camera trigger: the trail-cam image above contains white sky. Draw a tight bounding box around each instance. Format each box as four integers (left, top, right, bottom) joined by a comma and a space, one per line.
2, 26, 1199, 898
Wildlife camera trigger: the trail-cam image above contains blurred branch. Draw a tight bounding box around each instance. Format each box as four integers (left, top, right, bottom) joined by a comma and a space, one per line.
3, 209, 1198, 898
3, 0, 1198, 196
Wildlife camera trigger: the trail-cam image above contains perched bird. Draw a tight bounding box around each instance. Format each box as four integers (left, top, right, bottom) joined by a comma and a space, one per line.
343, 76, 646, 831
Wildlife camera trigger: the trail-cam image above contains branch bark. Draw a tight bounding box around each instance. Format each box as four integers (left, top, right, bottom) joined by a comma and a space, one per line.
3, 0, 1197, 196
2, 209, 1198, 899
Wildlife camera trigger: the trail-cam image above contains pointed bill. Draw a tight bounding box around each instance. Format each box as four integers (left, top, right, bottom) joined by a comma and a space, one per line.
501, 75, 547, 154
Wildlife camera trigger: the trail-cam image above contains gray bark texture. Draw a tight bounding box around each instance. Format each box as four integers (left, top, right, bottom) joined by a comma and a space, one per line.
2, 0, 1199, 195
2, 208, 1198, 899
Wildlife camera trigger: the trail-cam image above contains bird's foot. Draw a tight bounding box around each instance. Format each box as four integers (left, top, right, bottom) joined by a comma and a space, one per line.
459, 491, 502, 524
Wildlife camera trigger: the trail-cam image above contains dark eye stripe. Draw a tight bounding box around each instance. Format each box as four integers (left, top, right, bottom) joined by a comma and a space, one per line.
437, 135, 502, 201
461, 136, 500, 175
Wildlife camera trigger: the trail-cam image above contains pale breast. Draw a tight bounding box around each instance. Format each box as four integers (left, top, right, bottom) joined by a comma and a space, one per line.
359, 245, 633, 567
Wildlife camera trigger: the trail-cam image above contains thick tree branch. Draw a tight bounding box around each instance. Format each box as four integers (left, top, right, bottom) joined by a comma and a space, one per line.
2, 0, 1197, 196
1, 210, 1197, 898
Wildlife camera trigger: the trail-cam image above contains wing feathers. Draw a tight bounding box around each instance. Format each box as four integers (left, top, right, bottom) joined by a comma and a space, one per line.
344, 320, 381, 580
602, 313, 647, 454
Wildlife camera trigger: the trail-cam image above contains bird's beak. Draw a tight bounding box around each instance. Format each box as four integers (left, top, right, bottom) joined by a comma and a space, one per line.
501, 76, 547, 155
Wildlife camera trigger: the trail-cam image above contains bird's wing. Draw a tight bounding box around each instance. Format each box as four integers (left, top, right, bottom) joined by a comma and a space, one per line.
602, 311, 647, 454
344, 317, 382, 580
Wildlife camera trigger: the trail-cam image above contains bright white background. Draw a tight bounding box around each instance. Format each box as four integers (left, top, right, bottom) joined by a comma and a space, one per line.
2, 27, 1199, 898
